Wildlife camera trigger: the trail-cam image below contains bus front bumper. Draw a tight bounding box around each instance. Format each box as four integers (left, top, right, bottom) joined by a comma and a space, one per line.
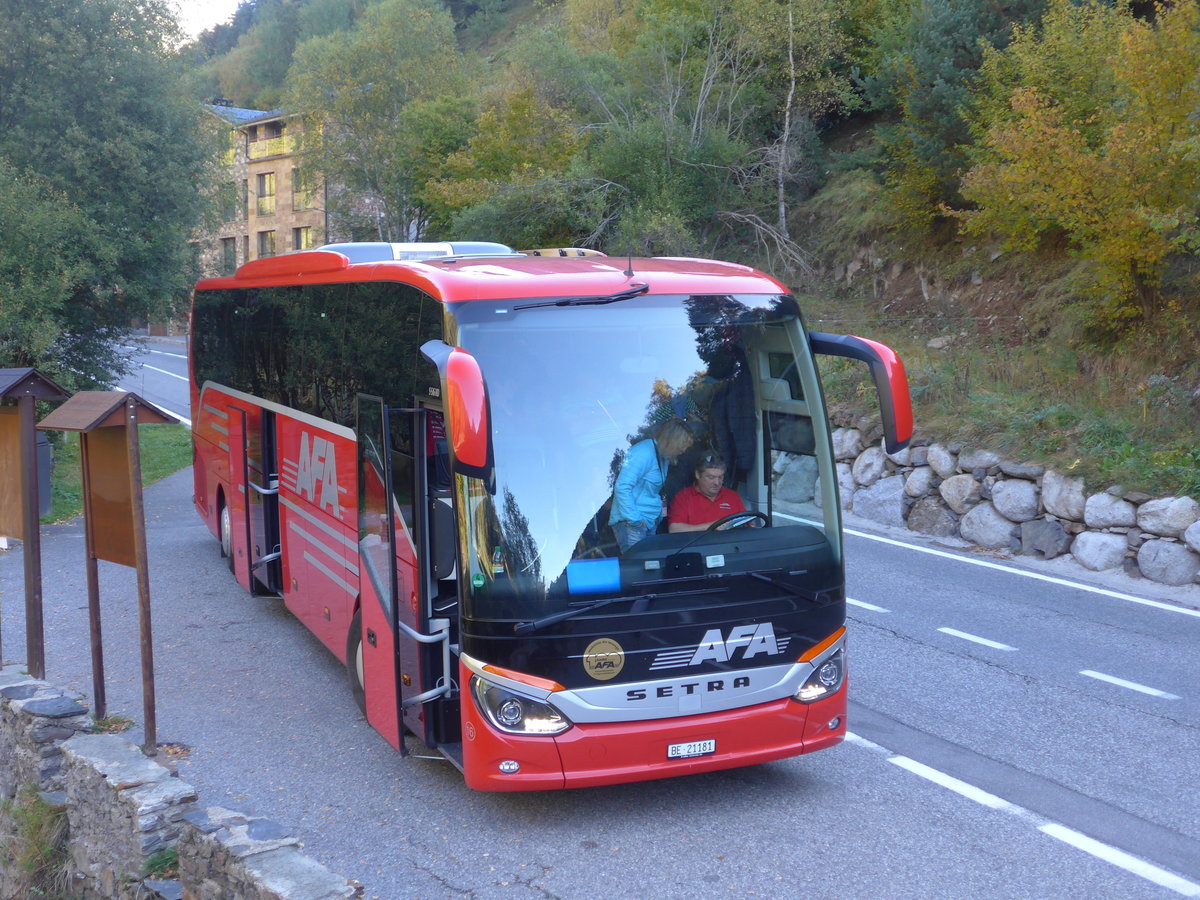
461, 683, 847, 792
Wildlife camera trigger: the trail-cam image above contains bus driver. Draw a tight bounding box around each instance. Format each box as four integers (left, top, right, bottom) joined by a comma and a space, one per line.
668, 453, 749, 532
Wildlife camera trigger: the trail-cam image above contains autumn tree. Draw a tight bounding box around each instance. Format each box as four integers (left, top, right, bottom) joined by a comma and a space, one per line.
427, 80, 584, 223
469, 0, 856, 259
283, 0, 474, 241
729, 0, 856, 241
959, 0, 1200, 332
879, 0, 1045, 230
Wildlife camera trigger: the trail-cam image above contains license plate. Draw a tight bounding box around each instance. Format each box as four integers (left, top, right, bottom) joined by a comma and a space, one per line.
667, 739, 716, 759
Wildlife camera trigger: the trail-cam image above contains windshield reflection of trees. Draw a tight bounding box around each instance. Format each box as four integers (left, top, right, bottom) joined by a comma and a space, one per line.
475, 293, 797, 609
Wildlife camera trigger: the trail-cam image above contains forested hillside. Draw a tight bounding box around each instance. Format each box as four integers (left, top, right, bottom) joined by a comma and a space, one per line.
182, 0, 1200, 496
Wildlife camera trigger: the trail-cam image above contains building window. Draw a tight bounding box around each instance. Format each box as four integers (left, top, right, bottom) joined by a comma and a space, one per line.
293, 226, 314, 251
257, 230, 276, 258
256, 172, 276, 216
221, 237, 237, 274
219, 182, 240, 223
242, 235, 250, 265
292, 166, 316, 211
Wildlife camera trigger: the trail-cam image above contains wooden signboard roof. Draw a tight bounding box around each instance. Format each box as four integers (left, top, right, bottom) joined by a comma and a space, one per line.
38, 391, 178, 432
0, 368, 70, 402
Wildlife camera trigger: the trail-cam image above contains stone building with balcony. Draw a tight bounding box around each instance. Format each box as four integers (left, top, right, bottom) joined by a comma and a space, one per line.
198, 102, 336, 277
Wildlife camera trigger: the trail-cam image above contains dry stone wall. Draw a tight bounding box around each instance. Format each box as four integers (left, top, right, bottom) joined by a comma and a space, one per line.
0, 666, 358, 900
827, 430, 1200, 586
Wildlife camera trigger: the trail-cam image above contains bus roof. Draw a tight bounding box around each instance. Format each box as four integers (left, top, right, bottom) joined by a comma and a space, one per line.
194, 244, 793, 301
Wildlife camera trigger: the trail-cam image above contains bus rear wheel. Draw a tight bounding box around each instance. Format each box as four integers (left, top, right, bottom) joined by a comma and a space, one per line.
346, 610, 366, 713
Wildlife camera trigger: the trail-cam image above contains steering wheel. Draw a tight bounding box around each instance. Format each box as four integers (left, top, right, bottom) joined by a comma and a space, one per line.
706, 511, 769, 531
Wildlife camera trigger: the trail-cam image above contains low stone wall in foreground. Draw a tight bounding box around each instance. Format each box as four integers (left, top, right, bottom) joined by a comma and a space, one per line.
779, 429, 1200, 586
0, 666, 358, 900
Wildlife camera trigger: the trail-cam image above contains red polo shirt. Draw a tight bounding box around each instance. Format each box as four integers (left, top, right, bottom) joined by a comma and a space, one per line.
668, 485, 746, 526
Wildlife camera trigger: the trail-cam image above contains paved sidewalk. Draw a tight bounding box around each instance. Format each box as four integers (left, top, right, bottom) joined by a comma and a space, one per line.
0, 468, 395, 893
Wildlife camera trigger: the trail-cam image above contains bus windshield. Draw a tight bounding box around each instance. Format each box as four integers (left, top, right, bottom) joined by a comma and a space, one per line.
450, 292, 840, 624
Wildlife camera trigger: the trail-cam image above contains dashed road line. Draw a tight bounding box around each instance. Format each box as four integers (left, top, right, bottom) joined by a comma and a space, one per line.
1080, 669, 1181, 700
936, 627, 1018, 652
846, 596, 889, 612
846, 730, 1200, 897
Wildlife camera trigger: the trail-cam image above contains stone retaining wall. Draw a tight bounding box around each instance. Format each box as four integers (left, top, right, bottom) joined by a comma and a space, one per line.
781, 430, 1200, 586
0, 666, 358, 900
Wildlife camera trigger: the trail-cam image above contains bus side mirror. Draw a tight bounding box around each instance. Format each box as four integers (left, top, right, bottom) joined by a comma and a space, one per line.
809, 332, 913, 454
420, 340, 495, 490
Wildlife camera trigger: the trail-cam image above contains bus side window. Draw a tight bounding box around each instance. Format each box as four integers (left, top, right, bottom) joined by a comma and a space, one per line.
768, 410, 818, 511
426, 410, 450, 492
388, 413, 416, 534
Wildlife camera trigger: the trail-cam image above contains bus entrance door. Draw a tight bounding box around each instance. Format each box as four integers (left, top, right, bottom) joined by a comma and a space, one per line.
227, 405, 282, 595
391, 404, 455, 753
355, 395, 457, 756
356, 395, 404, 751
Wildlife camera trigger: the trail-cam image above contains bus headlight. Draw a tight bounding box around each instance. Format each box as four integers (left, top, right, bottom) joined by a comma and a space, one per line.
470, 676, 571, 735
794, 647, 845, 703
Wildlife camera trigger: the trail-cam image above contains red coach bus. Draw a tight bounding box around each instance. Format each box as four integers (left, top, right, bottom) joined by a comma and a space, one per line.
189, 241, 911, 791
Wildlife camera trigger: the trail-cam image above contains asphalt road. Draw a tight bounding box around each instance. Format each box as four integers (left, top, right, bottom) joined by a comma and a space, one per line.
114, 337, 191, 426
4, 339, 1199, 897
3, 467, 1199, 899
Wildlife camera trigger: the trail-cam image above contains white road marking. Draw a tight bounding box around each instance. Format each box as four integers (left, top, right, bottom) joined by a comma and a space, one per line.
1079, 670, 1181, 700
937, 627, 1017, 651
847, 596, 890, 612
843, 525, 1200, 619
141, 364, 188, 382
888, 755, 1015, 809
843, 731, 884, 751
847, 732, 1200, 897
1040, 824, 1200, 897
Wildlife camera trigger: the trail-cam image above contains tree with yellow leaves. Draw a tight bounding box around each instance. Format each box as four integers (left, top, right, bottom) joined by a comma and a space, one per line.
959, 0, 1200, 333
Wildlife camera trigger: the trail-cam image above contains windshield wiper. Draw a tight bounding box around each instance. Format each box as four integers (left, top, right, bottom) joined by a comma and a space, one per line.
514, 595, 631, 635
749, 570, 808, 597
512, 282, 649, 311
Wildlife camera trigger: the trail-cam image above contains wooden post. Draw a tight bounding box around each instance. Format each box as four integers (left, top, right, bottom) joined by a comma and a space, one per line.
125, 396, 157, 754
19, 396, 46, 677
79, 434, 107, 721
0, 369, 69, 677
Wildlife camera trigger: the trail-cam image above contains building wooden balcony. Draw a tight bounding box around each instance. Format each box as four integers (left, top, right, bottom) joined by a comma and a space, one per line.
248, 135, 295, 159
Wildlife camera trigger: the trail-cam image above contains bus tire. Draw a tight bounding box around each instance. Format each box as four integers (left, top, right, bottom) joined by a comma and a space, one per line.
219, 499, 234, 574
346, 610, 366, 714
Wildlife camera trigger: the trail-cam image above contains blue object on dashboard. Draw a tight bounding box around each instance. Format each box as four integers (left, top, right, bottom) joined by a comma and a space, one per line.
566, 558, 621, 595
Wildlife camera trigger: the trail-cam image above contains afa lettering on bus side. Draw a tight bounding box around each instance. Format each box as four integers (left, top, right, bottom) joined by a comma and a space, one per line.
297, 432, 341, 516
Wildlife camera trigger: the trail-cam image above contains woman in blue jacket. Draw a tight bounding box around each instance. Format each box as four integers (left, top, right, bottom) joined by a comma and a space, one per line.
609, 418, 694, 551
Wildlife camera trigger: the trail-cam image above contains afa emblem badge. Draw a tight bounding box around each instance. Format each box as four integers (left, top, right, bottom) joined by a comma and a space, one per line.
582, 638, 625, 681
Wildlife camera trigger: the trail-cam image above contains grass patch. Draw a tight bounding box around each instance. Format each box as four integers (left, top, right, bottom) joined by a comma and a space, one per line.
1, 788, 70, 899
92, 714, 135, 734
143, 846, 179, 879
809, 295, 1200, 496
44, 424, 192, 524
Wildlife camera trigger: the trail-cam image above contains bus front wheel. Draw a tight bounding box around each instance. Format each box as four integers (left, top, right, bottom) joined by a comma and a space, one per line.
219, 501, 234, 574
346, 610, 366, 713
